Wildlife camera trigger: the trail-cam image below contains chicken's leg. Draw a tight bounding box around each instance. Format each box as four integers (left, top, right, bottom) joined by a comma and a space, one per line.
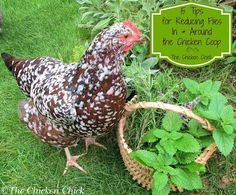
18, 100, 28, 123
63, 147, 87, 175
85, 137, 107, 152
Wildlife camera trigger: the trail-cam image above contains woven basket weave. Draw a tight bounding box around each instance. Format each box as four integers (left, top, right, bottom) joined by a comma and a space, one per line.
117, 101, 217, 191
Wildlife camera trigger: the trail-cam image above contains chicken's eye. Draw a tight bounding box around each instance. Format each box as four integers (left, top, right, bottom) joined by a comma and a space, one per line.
117, 33, 130, 41
124, 34, 129, 39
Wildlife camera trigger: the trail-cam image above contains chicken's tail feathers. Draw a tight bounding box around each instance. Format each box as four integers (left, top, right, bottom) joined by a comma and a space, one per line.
1, 52, 15, 71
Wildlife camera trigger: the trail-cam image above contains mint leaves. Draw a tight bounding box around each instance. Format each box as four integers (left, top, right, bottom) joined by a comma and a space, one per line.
162, 112, 182, 132
171, 168, 202, 190
129, 150, 159, 168
130, 111, 203, 194
183, 79, 236, 156
128, 79, 235, 195
175, 134, 200, 153
183, 78, 199, 94
152, 172, 170, 195
213, 129, 234, 156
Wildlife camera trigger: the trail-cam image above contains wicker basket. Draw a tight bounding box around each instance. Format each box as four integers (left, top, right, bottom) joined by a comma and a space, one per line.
117, 101, 217, 191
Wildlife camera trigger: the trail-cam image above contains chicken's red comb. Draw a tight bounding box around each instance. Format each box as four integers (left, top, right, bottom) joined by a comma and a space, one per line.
122, 20, 141, 35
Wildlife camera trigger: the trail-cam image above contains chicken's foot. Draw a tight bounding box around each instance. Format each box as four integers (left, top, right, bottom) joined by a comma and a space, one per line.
85, 137, 107, 152
63, 147, 87, 175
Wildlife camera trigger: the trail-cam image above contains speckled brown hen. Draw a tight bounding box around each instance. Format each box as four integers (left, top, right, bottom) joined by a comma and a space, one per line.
1, 20, 144, 174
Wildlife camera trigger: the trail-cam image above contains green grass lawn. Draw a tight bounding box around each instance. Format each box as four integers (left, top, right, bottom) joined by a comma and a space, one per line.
0, 0, 235, 195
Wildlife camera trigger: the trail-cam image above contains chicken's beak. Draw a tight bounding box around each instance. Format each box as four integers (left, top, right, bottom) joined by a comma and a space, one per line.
137, 36, 145, 43
121, 36, 145, 52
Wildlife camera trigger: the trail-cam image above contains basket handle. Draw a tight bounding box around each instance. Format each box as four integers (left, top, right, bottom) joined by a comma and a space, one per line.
123, 101, 217, 165
125, 101, 214, 131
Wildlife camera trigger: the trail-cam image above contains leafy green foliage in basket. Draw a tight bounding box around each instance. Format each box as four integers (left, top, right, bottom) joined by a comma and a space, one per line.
130, 79, 236, 195
182, 78, 236, 156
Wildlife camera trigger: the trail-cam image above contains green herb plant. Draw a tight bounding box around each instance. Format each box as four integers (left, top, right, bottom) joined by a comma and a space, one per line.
76, 0, 220, 37
224, 39, 236, 64
130, 79, 236, 195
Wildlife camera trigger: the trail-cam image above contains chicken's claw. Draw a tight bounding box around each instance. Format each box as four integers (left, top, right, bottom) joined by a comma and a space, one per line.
63, 147, 87, 175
